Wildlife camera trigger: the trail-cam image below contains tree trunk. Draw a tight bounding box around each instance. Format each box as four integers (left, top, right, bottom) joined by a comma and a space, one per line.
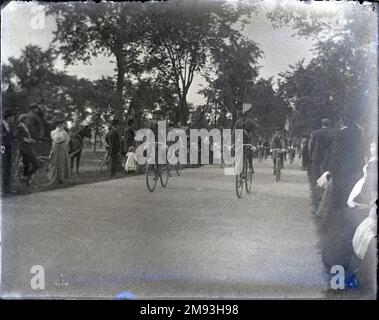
179, 94, 189, 126
115, 54, 125, 121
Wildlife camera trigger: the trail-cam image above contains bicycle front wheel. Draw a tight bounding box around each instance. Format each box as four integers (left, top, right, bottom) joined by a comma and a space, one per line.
160, 165, 169, 187
275, 163, 281, 182
146, 163, 158, 192
235, 172, 243, 199
245, 164, 253, 193
33, 156, 57, 187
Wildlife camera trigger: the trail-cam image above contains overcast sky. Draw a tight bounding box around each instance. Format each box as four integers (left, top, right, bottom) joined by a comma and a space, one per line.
1, 1, 356, 105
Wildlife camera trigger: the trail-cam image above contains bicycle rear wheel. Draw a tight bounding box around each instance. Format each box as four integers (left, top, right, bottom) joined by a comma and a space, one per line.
160, 165, 169, 187
146, 163, 158, 192
98, 152, 109, 175
33, 156, 57, 187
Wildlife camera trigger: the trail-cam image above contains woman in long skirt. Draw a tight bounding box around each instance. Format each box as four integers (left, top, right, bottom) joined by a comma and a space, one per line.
50, 113, 71, 184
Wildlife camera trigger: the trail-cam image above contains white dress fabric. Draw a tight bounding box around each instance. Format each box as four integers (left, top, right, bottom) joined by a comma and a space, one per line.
352, 206, 377, 260
124, 151, 136, 172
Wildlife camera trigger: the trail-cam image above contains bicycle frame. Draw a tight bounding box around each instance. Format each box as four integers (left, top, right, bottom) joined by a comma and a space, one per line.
145, 142, 170, 192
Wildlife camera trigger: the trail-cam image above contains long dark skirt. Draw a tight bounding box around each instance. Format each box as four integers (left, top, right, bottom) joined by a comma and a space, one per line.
321, 206, 367, 271
51, 143, 71, 182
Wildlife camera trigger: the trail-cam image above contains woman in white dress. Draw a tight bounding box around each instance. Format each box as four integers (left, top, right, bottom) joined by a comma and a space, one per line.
124, 146, 136, 174
50, 113, 71, 184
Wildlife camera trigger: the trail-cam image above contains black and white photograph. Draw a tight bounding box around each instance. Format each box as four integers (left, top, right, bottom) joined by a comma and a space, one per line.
0, 0, 377, 300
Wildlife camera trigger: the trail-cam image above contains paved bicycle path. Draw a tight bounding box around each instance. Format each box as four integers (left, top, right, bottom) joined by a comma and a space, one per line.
1, 158, 328, 298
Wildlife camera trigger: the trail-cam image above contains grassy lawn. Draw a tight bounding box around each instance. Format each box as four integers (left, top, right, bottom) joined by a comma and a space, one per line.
12, 149, 131, 195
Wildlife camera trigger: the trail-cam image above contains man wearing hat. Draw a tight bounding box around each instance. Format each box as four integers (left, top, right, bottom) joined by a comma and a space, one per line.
105, 118, 123, 178
233, 107, 257, 173
2, 108, 16, 195
18, 103, 45, 139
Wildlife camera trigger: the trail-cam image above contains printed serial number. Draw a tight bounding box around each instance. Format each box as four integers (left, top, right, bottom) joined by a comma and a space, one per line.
183, 304, 239, 315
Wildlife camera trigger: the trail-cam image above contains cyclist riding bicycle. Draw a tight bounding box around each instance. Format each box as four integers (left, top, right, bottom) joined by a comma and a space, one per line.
257, 136, 264, 159
233, 109, 257, 173
270, 127, 285, 175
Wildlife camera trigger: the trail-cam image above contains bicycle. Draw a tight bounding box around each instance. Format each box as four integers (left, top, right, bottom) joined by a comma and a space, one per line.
98, 148, 110, 175
145, 142, 170, 192
16, 148, 57, 187
235, 144, 254, 199
272, 148, 285, 182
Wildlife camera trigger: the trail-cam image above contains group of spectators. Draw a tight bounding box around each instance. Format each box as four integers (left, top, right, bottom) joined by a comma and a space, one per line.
305, 117, 377, 294
2, 104, 73, 195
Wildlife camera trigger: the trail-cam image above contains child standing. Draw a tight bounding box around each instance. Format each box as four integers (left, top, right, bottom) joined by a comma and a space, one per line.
124, 146, 136, 174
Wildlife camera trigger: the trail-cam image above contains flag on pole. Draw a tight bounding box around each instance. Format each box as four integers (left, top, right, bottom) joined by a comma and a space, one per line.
242, 103, 252, 114
284, 116, 290, 132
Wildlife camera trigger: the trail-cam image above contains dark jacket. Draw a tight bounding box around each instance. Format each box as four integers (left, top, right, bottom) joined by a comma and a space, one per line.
233, 117, 256, 145
309, 127, 334, 169
271, 134, 285, 149
105, 127, 121, 156
326, 125, 365, 208
18, 112, 44, 139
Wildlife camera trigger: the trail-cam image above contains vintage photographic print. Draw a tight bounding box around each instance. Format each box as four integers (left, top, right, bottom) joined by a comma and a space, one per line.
0, 0, 377, 300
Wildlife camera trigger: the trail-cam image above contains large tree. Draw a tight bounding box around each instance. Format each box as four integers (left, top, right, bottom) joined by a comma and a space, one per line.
268, 1, 377, 135
144, 0, 257, 125
246, 78, 288, 139
201, 33, 262, 125
1, 44, 95, 123
46, 2, 146, 120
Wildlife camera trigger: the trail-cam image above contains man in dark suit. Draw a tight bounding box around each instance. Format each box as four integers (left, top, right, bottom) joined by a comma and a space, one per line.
324, 117, 365, 211
105, 118, 123, 178
123, 118, 135, 155
309, 118, 334, 185
317, 118, 366, 273
2, 109, 16, 195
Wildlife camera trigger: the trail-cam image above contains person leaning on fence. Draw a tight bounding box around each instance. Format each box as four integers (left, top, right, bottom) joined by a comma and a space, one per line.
105, 118, 124, 178
50, 112, 71, 184
18, 103, 45, 139
2, 108, 16, 195
16, 114, 41, 185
